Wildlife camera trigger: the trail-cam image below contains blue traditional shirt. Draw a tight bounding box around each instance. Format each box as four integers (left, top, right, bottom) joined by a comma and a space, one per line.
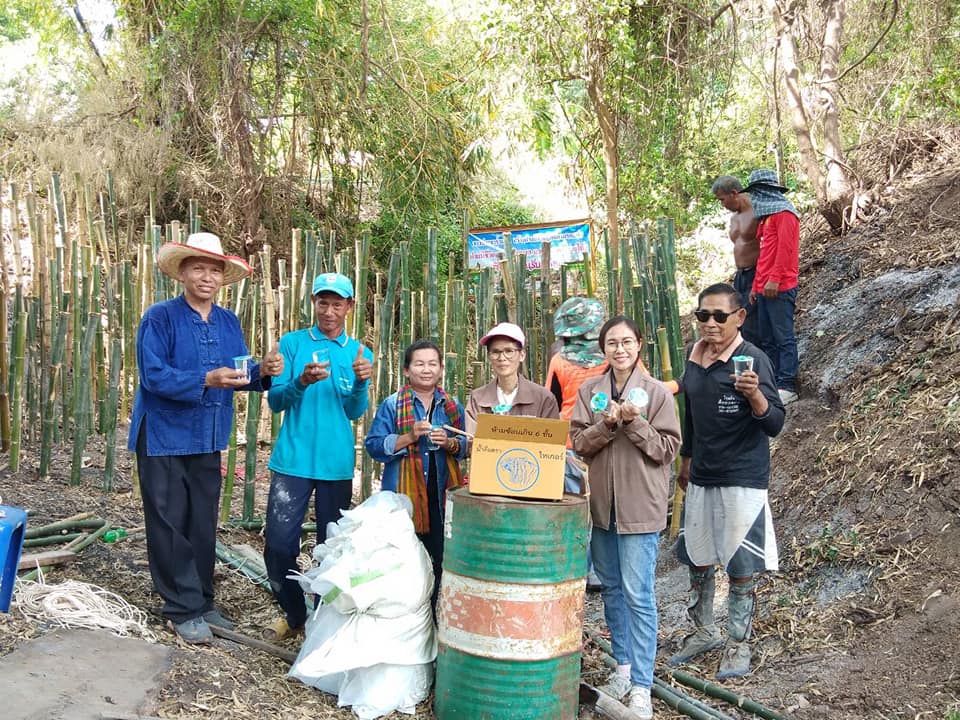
364, 388, 468, 495
128, 294, 270, 456
268, 326, 373, 481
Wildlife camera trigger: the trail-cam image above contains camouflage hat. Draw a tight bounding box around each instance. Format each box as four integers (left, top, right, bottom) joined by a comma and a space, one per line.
554, 297, 605, 339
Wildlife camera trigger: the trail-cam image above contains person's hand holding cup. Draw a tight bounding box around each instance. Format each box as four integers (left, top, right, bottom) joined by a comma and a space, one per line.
233, 355, 252, 383
412, 419, 433, 445
426, 423, 446, 451
300, 347, 331, 386
731, 355, 759, 396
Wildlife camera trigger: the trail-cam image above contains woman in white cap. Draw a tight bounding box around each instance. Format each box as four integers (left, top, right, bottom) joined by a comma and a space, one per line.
129, 232, 284, 644
465, 322, 560, 436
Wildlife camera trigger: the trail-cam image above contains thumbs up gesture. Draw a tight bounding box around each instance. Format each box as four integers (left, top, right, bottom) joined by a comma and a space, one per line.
352, 345, 373, 381
261, 344, 284, 377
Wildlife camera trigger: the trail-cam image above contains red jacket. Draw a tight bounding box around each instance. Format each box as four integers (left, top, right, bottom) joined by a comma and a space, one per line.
752, 210, 799, 293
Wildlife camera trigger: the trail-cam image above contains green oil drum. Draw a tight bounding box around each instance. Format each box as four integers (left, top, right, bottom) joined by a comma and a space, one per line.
435, 488, 590, 719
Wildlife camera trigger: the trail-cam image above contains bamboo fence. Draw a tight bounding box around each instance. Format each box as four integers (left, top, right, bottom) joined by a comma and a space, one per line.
0, 173, 685, 527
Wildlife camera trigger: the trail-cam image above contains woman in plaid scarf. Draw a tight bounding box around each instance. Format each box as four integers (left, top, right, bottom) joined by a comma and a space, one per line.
364, 340, 467, 608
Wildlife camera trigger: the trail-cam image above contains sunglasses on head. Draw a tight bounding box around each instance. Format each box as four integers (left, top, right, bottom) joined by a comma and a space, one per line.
694, 308, 741, 323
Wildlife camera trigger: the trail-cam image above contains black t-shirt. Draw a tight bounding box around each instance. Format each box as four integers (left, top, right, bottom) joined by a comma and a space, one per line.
679, 340, 785, 489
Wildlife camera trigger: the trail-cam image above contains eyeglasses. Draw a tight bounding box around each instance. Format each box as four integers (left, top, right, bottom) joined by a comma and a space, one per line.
694, 308, 741, 323
604, 338, 639, 351
488, 348, 520, 360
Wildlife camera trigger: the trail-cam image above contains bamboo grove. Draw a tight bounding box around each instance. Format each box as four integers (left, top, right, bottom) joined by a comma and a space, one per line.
0, 173, 684, 524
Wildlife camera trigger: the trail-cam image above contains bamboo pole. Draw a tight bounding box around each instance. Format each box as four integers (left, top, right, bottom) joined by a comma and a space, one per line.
288, 227, 301, 331
427, 228, 439, 342
8, 307, 28, 471
670, 670, 791, 720
0, 188, 10, 452
39, 311, 69, 480
242, 283, 261, 521
69, 312, 100, 485
102, 337, 122, 492
221, 402, 239, 522
354, 232, 370, 342
540, 241, 552, 381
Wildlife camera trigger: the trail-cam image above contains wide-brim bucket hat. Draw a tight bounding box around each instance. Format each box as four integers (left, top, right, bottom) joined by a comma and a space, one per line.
157, 232, 252, 285
742, 168, 788, 194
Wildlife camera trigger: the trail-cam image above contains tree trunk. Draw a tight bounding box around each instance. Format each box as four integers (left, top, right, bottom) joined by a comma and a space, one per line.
586, 69, 621, 309
819, 0, 853, 225
765, 0, 848, 232
765, 0, 823, 198
225, 38, 265, 254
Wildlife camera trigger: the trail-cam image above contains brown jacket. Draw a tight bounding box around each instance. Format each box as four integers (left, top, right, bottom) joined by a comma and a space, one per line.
571, 370, 681, 534
466, 375, 560, 436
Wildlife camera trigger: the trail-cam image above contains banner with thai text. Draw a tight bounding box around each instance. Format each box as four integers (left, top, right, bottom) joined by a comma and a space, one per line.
468, 219, 591, 270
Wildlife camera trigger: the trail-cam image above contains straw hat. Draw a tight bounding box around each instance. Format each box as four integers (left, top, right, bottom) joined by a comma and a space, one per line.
157, 232, 252, 285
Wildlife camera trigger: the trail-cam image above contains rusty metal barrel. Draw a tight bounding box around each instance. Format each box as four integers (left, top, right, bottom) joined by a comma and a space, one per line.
434, 488, 590, 719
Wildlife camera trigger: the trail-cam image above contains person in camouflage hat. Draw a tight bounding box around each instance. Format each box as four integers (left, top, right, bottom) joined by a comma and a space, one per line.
548, 297, 608, 415
546, 297, 609, 590
553, 296, 607, 367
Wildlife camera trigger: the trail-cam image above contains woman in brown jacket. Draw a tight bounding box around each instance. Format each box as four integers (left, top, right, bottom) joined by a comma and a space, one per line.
465, 322, 559, 435
570, 315, 681, 719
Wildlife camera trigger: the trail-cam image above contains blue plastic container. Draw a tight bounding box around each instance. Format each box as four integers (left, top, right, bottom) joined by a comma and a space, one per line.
0, 505, 28, 612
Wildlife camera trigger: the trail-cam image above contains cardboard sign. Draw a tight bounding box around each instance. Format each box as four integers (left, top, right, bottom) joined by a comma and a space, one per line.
469, 414, 570, 500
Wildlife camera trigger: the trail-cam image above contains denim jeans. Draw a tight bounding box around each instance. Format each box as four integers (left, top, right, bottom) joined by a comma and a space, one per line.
756, 287, 798, 392
263, 472, 353, 628
733, 267, 759, 347
591, 518, 660, 688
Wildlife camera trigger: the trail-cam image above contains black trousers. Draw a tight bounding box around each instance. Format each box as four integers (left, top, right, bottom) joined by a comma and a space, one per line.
417, 457, 444, 612
136, 424, 222, 623
263, 472, 353, 629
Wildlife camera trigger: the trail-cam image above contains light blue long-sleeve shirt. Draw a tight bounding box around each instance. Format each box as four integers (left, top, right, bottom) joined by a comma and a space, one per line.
268, 326, 372, 480
364, 389, 467, 496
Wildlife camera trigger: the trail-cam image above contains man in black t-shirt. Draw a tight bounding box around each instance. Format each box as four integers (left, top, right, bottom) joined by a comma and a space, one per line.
669, 283, 785, 680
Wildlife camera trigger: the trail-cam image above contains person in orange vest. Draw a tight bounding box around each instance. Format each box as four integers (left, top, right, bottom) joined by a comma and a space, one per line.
545, 297, 608, 590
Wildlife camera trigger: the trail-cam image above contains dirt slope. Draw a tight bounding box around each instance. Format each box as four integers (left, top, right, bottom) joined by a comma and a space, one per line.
745, 131, 960, 718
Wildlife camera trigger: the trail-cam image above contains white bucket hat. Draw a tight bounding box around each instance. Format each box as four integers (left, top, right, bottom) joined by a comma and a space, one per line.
156, 232, 252, 285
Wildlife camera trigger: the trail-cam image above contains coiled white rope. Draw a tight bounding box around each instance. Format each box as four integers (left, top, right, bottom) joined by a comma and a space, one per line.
14, 573, 158, 642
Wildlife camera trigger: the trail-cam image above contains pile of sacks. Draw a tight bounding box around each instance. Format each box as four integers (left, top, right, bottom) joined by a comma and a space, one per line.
288, 491, 436, 719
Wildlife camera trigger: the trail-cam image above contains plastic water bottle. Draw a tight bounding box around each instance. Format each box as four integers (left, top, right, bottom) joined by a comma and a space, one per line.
103, 528, 127, 543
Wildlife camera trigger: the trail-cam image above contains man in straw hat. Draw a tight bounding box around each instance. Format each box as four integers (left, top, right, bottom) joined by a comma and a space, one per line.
262, 272, 374, 641
129, 231, 284, 644
741, 168, 800, 405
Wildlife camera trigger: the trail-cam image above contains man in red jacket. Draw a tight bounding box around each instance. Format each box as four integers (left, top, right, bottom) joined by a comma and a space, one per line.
743, 169, 800, 405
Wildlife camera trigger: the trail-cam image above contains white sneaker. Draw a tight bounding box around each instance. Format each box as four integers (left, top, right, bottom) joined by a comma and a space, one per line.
598, 671, 632, 701
778, 389, 799, 405
627, 685, 653, 719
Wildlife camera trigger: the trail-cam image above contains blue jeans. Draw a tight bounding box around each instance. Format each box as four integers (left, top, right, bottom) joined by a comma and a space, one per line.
756, 287, 798, 392
733, 268, 759, 346
591, 519, 659, 689
263, 472, 353, 628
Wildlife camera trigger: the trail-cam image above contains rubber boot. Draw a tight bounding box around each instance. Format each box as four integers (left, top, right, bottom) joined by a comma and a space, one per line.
717, 576, 755, 679
667, 567, 724, 666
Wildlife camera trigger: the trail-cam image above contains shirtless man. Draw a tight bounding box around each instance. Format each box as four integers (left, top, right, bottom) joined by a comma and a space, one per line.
712, 175, 760, 345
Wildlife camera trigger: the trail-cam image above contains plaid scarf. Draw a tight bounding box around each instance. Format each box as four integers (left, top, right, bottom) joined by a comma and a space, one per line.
747, 186, 798, 219
395, 385, 464, 533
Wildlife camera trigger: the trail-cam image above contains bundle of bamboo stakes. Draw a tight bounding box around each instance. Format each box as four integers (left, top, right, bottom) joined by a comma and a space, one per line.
0, 174, 685, 527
